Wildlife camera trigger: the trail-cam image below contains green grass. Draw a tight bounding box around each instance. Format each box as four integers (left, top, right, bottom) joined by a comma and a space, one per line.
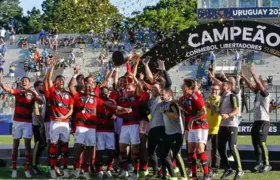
0, 167, 279, 180
1, 135, 280, 145
0, 135, 75, 145
1, 136, 280, 179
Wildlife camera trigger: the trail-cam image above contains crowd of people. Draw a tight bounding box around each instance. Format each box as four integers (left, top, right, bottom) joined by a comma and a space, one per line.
0, 46, 272, 180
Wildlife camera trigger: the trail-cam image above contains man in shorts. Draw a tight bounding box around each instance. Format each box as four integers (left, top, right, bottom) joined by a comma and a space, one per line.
0, 27, 6, 44
44, 61, 74, 178
0, 76, 42, 178
95, 87, 117, 179
178, 79, 210, 180
116, 82, 144, 180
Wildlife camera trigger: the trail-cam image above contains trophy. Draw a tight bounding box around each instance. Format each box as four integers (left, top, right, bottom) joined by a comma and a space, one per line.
112, 50, 143, 67
112, 51, 129, 66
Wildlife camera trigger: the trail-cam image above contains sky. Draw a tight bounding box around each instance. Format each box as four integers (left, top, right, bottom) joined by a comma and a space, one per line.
20, 0, 159, 16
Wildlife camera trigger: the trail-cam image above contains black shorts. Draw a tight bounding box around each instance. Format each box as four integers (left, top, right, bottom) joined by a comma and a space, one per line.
251, 120, 270, 142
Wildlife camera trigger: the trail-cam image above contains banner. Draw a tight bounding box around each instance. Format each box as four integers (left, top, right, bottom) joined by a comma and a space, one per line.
0, 115, 13, 135
238, 122, 280, 135
142, 20, 280, 73
198, 8, 280, 20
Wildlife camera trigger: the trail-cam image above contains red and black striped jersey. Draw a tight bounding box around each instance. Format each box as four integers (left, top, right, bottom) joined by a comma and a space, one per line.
74, 92, 104, 128
96, 98, 116, 132
179, 91, 208, 130
48, 85, 74, 122
12, 89, 35, 123
116, 95, 144, 126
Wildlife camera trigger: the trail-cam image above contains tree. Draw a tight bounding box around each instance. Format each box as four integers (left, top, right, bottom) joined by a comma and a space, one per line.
131, 0, 197, 34
22, 7, 44, 34
0, 0, 23, 29
41, 0, 123, 33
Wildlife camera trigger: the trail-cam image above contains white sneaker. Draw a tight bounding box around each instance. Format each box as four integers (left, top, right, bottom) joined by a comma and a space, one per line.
118, 170, 129, 178
128, 173, 139, 180
25, 170, 32, 178
105, 170, 113, 178
188, 168, 192, 177
174, 166, 179, 173
83, 172, 91, 180
50, 169, 57, 179
97, 171, 104, 179
72, 168, 81, 178
55, 167, 62, 176
63, 169, 70, 178
228, 155, 234, 162
11, 170, 17, 178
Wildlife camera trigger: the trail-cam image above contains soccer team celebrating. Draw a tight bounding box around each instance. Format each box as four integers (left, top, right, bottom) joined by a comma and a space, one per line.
0, 56, 272, 180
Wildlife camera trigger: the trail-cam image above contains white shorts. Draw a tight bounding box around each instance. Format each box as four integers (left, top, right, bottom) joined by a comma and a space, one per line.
44, 122, 50, 140
10, 73, 15, 77
96, 132, 115, 150
12, 121, 33, 139
75, 126, 96, 146
119, 124, 140, 145
50, 121, 70, 143
10, 35, 15, 40
188, 129, 208, 144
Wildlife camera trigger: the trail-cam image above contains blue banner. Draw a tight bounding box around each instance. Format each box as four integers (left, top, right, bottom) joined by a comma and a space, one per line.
198, 8, 280, 19
0, 114, 13, 135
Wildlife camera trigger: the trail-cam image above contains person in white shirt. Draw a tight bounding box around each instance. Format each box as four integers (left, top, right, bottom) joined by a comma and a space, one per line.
0, 27, 6, 45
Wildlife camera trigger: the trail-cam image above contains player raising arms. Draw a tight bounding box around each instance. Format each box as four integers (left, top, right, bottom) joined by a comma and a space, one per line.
0, 76, 42, 179
68, 67, 116, 179
178, 79, 210, 180
44, 60, 74, 179
117, 76, 145, 180
95, 86, 117, 179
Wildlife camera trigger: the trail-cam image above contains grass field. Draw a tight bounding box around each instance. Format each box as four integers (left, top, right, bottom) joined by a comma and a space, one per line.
1, 135, 280, 145
1, 135, 280, 179
0, 167, 279, 180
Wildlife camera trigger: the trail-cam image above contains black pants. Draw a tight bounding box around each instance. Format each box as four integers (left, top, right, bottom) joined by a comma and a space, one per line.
241, 100, 249, 113
148, 126, 165, 174
32, 125, 46, 167
218, 126, 242, 172
160, 133, 187, 178
206, 134, 220, 171
251, 121, 270, 165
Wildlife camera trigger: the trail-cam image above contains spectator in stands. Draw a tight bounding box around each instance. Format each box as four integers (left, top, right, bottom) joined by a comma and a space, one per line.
0, 27, 6, 45
69, 49, 76, 64
209, 51, 215, 66
39, 29, 46, 45
0, 45, 7, 57
240, 80, 249, 113
51, 24, 59, 41
0, 58, 4, 75
21, 37, 29, 48
0, 93, 4, 100
9, 64, 15, 83
276, 97, 280, 108
9, 27, 15, 45
201, 76, 208, 90
41, 48, 49, 64
234, 50, 240, 61
270, 99, 276, 113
